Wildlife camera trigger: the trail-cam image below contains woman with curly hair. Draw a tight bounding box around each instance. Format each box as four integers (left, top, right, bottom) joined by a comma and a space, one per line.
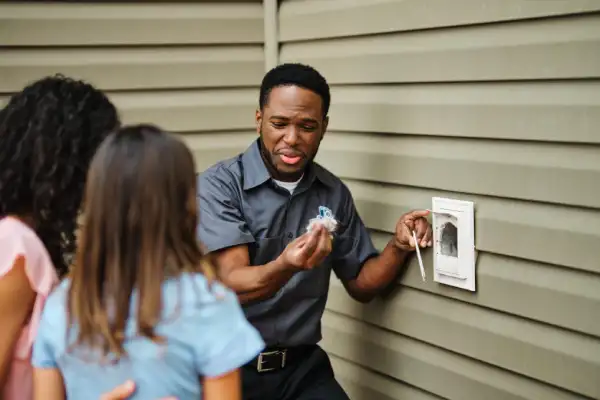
0, 75, 120, 400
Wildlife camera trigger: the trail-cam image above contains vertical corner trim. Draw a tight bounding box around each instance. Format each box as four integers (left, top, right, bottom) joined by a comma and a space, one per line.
263, 0, 279, 71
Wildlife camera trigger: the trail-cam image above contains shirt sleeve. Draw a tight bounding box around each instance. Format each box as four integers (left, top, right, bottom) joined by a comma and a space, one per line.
0, 229, 26, 278
31, 296, 58, 369
197, 169, 255, 253
185, 283, 265, 378
332, 183, 379, 282
0, 220, 58, 361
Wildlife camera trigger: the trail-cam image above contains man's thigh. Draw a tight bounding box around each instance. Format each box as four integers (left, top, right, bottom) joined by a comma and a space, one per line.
293, 376, 350, 400
281, 346, 350, 400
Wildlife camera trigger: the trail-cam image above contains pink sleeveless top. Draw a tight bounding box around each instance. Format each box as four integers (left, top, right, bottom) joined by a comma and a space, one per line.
0, 217, 59, 400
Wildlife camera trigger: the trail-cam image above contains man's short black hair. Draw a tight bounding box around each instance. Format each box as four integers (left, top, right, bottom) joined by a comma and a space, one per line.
259, 63, 331, 118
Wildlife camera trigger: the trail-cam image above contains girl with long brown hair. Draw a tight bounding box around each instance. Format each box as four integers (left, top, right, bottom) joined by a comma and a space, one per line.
31, 125, 264, 399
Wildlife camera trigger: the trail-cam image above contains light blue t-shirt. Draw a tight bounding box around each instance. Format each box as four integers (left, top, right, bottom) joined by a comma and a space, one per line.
32, 274, 265, 399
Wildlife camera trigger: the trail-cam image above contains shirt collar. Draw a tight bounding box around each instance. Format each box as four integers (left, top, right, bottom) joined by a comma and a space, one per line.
241, 140, 271, 190
308, 161, 336, 189
241, 139, 335, 191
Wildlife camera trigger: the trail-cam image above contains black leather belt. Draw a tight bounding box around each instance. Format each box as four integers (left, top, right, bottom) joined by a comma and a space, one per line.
248, 345, 314, 373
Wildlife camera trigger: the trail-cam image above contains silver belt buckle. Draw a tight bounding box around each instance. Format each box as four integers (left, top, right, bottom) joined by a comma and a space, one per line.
257, 349, 287, 372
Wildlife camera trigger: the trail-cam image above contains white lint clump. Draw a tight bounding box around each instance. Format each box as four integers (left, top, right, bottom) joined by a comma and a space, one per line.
306, 206, 338, 237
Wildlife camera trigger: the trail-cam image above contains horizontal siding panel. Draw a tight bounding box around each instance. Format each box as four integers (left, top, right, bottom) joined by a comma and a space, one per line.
280, 0, 600, 41
280, 13, 600, 83
108, 89, 258, 132
326, 281, 600, 398
0, 47, 264, 93
330, 355, 442, 400
180, 131, 254, 172
0, 3, 263, 46
315, 132, 600, 209
322, 311, 587, 400
366, 230, 600, 339
0, 96, 257, 155
343, 179, 600, 275
326, 83, 600, 143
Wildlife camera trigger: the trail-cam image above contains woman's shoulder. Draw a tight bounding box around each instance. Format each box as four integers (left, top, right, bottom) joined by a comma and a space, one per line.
0, 217, 58, 289
0, 217, 43, 249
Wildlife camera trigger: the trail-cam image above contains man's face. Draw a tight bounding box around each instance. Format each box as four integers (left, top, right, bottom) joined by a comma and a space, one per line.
256, 85, 328, 182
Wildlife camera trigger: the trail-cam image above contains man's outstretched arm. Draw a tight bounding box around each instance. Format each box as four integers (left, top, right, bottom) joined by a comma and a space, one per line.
212, 226, 331, 304
344, 210, 432, 303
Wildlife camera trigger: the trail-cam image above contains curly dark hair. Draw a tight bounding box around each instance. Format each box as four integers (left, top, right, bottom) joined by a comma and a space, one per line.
0, 74, 120, 277
259, 63, 331, 118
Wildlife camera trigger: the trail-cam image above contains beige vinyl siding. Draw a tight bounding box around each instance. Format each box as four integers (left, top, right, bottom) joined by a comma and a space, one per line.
280, 1, 600, 399
0, 1, 263, 172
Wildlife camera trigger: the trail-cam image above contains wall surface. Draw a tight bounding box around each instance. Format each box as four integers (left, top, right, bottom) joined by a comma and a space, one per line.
279, 0, 600, 399
0, 1, 264, 170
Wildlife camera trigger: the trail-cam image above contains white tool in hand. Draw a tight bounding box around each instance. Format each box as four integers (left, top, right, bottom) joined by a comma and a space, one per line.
412, 230, 426, 282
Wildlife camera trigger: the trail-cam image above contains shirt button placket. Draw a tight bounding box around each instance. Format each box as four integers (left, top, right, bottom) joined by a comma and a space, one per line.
275, 197, 294, 345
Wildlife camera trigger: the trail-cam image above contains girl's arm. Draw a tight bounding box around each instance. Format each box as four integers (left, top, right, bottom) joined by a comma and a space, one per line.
33, 367, 65, 400
202, 369, 241, 400
0, 256, 36, 387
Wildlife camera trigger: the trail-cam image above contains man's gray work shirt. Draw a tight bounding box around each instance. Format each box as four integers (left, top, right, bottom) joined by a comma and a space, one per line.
197, 140, 378, 347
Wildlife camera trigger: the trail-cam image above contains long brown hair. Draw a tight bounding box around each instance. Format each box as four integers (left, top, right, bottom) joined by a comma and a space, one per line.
68, 124, 208, 359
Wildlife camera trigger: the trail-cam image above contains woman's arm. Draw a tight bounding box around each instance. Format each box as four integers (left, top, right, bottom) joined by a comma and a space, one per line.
203, 369, 241, 400
0, 255, 36, 387
33, 367, 65, 400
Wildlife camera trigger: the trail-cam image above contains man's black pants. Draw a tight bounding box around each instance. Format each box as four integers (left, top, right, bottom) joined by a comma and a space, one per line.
242, 345, 350, 400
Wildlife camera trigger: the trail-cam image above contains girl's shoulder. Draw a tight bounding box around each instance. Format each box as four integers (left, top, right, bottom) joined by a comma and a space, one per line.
161, 273, 231, 312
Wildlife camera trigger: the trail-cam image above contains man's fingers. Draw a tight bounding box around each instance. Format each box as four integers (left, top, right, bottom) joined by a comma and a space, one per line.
399, 210, 432, 249
293, 235, 307, 247
294, 232, 311, 247
404, 210, 430, 230
407, 225, 416, 248
415, 218, 433, 247
424, 224, 433, 247
409, 209, 430, 219
99, 381, 135, 400
305, 232, 326, 267
305, 229, 332, 267
297, 225, 323, 248
398, 223, 415, 249
298, 229, 320, 257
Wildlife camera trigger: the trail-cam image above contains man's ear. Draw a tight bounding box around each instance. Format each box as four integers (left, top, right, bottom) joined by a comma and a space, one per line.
321, 116, 329, 140
255, 109, 262, 135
